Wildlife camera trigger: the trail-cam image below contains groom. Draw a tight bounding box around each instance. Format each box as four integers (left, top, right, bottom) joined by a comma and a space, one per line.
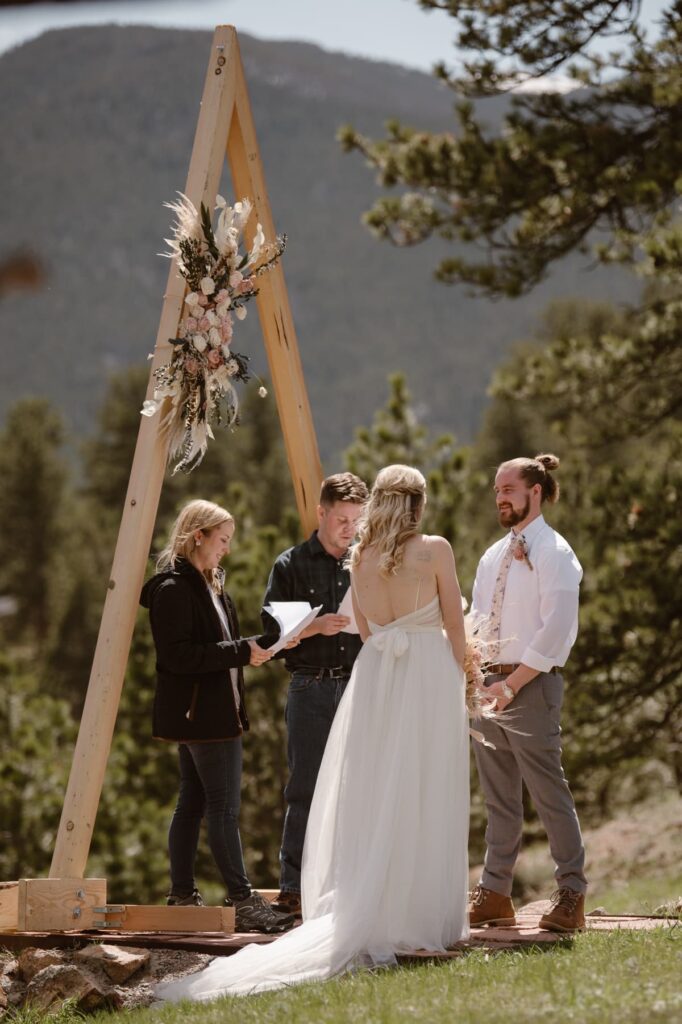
469, 454, 587, 932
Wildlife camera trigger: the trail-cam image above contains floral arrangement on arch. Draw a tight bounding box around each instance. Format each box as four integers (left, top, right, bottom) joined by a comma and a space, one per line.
141, 193, 286, 473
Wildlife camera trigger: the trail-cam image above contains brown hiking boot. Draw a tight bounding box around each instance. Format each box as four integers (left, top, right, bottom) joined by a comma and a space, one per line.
270, 889, 302, 918
539, 888, 586, 932
468, 884, 516, 927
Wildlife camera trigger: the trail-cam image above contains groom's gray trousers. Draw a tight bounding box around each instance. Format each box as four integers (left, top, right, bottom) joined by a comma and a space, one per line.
473, 671, 587, 896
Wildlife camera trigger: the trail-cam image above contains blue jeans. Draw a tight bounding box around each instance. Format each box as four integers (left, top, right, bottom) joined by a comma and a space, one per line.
168, 739, 251, 901
280, 671, 350, 893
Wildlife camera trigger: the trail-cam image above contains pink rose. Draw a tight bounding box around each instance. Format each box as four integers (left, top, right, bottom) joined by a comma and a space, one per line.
216, 289, 230, 304
185, 316, 198, 332
196, 294, 208, 307
207, 349, 223, 368
220, 322, 233, 343
238, 277, 255, 294
198, 316, 211, 332
184, 357, 199, 375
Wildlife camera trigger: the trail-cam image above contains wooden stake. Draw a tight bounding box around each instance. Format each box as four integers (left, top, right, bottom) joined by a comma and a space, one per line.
49, 26, 322, 880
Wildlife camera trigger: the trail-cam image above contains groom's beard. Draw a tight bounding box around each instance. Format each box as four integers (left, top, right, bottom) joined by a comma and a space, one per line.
497, 496, 531, 528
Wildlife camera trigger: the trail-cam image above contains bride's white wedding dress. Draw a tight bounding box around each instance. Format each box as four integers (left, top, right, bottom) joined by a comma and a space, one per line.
157, 595, 469, 1002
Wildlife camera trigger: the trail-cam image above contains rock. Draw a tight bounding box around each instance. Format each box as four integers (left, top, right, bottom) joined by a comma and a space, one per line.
0, 958, 17, 981
74, 944, 150, 983
17, 947, 63, 982
25, 963, 120, 1014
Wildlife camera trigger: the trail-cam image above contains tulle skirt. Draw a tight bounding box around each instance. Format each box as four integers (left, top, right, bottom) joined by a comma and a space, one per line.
157, 601, 469, 1001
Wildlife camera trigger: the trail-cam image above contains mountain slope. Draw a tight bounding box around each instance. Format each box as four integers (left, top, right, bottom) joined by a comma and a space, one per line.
0, 25, 631, 462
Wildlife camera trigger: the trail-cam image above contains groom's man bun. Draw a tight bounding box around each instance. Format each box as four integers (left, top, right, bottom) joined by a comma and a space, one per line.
498, 453, 561, 504
533, 453, 560, 503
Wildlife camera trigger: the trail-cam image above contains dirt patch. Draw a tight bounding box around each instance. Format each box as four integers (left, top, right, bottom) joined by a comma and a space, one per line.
0, 945, 212, 1014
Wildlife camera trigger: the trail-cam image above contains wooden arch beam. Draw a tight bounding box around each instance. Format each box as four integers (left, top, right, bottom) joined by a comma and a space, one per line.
50, 26, 322, 879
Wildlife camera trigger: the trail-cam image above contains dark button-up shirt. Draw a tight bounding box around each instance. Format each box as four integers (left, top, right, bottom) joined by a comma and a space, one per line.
261, 531, 363, 674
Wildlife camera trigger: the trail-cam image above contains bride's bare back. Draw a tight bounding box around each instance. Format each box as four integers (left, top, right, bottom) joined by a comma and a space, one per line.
352, 534, 466, 665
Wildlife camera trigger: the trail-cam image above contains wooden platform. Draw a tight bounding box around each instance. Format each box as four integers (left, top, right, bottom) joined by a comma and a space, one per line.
0, 901, 674, 958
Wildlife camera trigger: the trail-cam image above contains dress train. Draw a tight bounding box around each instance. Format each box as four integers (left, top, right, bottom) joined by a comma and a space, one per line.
157, 596, 469, 1001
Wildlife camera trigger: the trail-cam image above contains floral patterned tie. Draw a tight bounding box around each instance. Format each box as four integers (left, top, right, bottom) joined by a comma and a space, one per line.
487, 534, 526, 661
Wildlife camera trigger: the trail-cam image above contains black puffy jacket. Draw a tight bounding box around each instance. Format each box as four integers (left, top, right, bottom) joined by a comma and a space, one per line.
140, 558, 255, 742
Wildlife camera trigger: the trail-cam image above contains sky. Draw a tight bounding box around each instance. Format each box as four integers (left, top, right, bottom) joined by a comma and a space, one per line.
0, 0, 672, 72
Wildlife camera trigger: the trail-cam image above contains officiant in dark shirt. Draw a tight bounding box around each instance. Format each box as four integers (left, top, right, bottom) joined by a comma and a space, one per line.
261, 472, 369, 917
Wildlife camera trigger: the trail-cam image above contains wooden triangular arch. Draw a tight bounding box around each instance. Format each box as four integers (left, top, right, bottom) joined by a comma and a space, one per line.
48, 26, 323, 882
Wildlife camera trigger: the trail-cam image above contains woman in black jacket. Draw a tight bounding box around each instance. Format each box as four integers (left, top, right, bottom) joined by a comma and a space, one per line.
141, 499, 294, 934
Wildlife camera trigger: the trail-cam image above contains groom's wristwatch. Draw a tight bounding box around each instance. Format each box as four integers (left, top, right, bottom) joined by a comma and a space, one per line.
500, 681, 515, 701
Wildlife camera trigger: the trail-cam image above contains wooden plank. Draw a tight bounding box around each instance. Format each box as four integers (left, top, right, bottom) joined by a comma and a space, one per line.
0, 882, 18, 931
93, 904, 234, 933
226, 29, 323, 534
18, 878, 106, 932
49, 27, 241, 881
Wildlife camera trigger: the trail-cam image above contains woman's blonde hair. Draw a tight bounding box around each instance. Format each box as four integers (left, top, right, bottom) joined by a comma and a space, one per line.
349, 465, 426, 578
157, 499, 234, 591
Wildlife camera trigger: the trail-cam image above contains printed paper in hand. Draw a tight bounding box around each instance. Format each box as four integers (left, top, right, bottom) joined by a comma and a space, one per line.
336, 587, 359, 634
264, 601, 322, 653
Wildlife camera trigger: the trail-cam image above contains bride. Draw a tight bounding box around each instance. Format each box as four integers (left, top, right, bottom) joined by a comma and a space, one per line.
157, 464, 470, 1002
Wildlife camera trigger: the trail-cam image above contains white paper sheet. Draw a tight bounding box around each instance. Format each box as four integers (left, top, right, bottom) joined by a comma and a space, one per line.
264, 601, 323, 653
336, 587, 360, 634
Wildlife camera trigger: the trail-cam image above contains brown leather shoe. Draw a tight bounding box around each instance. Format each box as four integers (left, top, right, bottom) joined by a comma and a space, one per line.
270, 889, 302, 918
539, 888, 586, 932
468, 884, 516, 927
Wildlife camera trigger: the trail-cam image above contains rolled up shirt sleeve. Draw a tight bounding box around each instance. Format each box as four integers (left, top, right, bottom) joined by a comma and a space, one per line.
520, 546, 582, 672
521, 588, 580, 671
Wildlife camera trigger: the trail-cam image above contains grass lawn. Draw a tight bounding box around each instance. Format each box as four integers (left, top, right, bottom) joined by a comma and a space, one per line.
588, 874, 682, 917
79, 926, 680, 1024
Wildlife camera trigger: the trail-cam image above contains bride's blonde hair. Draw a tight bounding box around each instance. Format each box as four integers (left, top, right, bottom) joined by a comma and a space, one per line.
349, 465, 426, 578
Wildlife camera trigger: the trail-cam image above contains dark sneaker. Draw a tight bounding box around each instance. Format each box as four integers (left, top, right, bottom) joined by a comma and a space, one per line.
166, 888, 204, 907
229, 890, 296, 934
271, 889, 302, 918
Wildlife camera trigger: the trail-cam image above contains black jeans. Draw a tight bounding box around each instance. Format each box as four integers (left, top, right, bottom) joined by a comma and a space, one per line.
280, 671, 350, 893
168, 739, 251, 901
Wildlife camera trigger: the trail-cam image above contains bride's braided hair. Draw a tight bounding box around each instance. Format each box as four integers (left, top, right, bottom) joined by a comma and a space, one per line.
349, 465, 426, 578
499, 453, 561, 504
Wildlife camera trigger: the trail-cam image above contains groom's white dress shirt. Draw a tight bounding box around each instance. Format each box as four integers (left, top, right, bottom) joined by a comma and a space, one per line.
471, 514, 582, 673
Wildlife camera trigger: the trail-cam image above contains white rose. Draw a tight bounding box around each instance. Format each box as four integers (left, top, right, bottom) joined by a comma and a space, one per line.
205, 310, 218, 326
216, 300, 231, 317
192, 333, 208, 353
221, 343, 232, 359
235, 306, 247, 321
185, 291, 200, 307
200, 276, 216, 296
229, 270, 243, 287
227, 358, 239, 375
208, 327, 222, 348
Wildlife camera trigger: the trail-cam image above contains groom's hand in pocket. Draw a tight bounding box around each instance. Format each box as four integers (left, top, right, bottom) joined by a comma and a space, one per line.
485, 680, 514, 713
